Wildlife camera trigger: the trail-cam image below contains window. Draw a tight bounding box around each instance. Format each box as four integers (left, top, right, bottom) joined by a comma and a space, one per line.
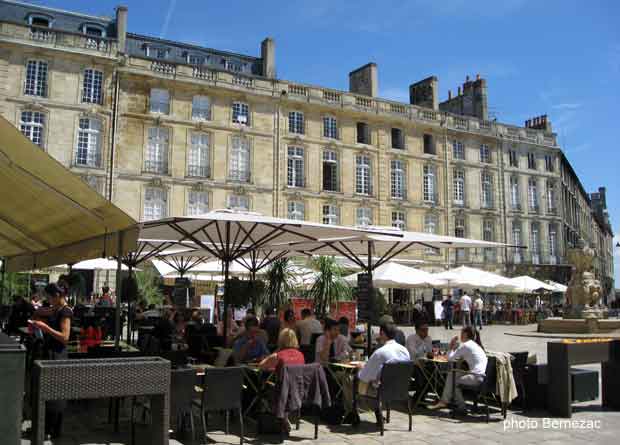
225, 59, 247, 73
510, 176, 520, 209
145, 127, 169, 174
355, 154, 372, 195
453, 140, 465, 160
29, 15, 51, 28
82, 69, 103, 104
391, 128, 404, 149
146, 46, 169, 59
28, 15, 52, 41
423, 165, 436, 203
549, 224, 558, 263
512, 221, 522, 263
322, 204, 339, 225
323, 116, 338, 139
480, 144, 492, 163
546, 181, 556, 214
82, 24, 104, 37
143, 187, 167, 221
149, 88, 169, 114
390, 160, 406, 199
509, 150, 518, 167
424, 214, 439, 254
528, 178, 538, 211
188, 132, 210, 177
423, 134, 435, 155
191, 95, 211, 121
483, 220, 495, 262
527, 152, 536, 170
322, 150, 339, 192
24, 60, 48, 97
20, 111, 45, 147
455, 217, 466, 262
232, 101, 249, 125
287, 146, 304, 187
187, 54, 205, 65
229, 135, 250, 182
227, 194, 249, 211
544, 155, 555, 172
187, 190, 209, 216
356, 208, 373, 227
75, 117, 102, 167
481, 172, 493, 208
391, 211, 406, 230
288, 111, 304, 135
356, 122, 370, 144
530, 222, 541, 264
453, 169, 465, 206
287, 201, 305, 221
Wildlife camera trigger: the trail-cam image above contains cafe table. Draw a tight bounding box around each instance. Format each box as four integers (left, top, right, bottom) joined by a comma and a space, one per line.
325, 360, 366, 422
413, 355, 451, 408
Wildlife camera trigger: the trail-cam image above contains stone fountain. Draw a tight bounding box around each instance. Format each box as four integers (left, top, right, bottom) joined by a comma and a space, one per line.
538, 243, 619, 334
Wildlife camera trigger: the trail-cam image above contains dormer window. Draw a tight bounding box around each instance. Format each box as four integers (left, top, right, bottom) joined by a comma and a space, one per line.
225, 59, 246, 73
145, 45, 169, 59
82, 23, 106, 37
186, 53, 205, 65
28, 14, 52, 28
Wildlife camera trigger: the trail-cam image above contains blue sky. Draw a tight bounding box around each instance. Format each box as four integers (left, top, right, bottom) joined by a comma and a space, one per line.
32, 0, 620, 282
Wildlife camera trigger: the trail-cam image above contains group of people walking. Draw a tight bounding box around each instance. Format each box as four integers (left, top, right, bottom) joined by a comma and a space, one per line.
441, 291, 485, 330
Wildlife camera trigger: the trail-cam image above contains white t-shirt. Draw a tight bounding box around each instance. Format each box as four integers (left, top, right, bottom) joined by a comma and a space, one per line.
448, 339, 488, 375
358, 340, 411, 383
474, 297, 484, 311
296, 317, 323, 345
460, 294, 472, 311
406, 333, 433, 360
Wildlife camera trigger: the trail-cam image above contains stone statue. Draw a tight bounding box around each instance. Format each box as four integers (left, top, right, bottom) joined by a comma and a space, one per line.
564, 241, 603, 318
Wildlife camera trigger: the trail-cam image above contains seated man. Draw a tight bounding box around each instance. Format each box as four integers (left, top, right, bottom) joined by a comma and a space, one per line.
296, 308, 323, 346
315, 318, 352, 364
406, 320, 433, 360
232, 316, 269, 363
357, 323, 411, 396
428, 326, 487, 411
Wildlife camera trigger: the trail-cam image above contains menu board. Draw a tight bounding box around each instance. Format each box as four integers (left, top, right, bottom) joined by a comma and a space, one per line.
356, 273, 372, 321
173, 277, 191, 307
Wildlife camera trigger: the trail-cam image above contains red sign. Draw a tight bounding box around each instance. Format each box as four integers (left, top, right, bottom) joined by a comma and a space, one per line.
288, 298, 357, 329
330, 301, 357, 329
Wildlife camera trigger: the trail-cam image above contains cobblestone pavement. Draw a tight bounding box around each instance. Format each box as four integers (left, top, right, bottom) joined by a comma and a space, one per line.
22, 324, 619, 445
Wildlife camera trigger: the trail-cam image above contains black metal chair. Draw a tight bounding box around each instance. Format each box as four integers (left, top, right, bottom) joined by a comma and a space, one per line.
131, 367, 197, 444
358, 361, 415, 436
509, 351, 528, 409
454, 356, 498, 422
193, 366, 245, 445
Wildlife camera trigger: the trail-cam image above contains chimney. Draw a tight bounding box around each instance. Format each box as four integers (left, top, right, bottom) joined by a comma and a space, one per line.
476, 73, 481, 80
409, 76, 438, 110
115, 6, 128, 54
448, 90, 452, 100
261, 37, 276, 78
349, 63, 378, 97
457, 86, 462, 95
465, 75, 470, 82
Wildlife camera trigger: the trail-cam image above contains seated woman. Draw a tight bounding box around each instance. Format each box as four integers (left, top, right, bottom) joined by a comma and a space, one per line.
259, 328, 305, 371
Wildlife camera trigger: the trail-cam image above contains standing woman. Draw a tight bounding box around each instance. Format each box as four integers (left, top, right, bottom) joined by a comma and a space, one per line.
30, 282, 72, 439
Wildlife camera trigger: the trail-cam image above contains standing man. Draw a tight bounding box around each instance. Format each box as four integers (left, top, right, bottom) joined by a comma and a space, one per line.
441, 295, 454, 330
296, 308, 323, 346
459, 291, 472, 327
473, 293, 484, 330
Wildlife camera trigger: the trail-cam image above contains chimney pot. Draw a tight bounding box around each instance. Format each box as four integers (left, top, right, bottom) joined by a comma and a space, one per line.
448, 90, 452, 99
476, 73, 481, 80
457, 86, 462, 95
465, 75, 470, 82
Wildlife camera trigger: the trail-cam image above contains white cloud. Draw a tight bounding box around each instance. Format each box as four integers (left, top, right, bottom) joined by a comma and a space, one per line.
551, 103, 582, 111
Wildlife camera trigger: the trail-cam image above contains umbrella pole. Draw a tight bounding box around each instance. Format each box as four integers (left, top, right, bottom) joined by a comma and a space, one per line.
222, 221, 231, 344
367, 241, 373, 357
114, 231, 124, 350
0, 257, 5, 305
126, 265, 133, 345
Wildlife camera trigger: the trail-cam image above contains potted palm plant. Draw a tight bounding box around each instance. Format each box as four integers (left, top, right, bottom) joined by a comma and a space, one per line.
264, 258, 295, 310
308, 256, 352, 318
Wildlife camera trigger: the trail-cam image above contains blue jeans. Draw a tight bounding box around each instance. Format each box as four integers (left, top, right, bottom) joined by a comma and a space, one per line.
473, 310, 483, 329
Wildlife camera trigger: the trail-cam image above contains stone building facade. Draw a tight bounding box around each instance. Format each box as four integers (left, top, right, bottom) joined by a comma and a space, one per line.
0, 1, 614, 294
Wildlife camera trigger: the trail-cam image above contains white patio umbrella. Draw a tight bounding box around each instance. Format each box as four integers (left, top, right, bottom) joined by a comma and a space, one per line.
546, 280, 568, 293
272, 227, 514, 352
501, 276, 556, 294
152, 258, 251, 278
432, 265, 518, 292
134, 210, 398, 335
343, 261, 440, 288
68, 258, 134, 271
